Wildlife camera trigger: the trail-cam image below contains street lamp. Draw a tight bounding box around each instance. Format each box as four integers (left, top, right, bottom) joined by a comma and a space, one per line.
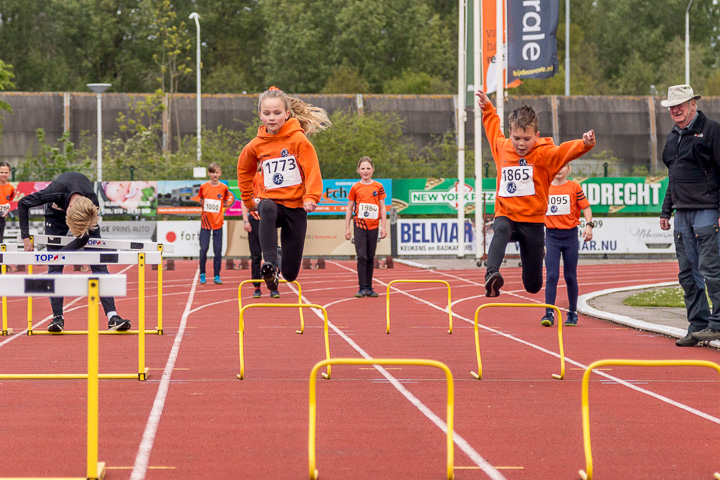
686, 0, 694, 85
189, 12, 201, 163
87, 83, 111, 183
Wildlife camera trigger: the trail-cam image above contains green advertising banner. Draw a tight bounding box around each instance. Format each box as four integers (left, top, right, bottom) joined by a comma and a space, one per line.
391, 177, 669, 215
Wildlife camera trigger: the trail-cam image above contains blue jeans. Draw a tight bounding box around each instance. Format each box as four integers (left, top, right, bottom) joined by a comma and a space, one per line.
673, 209, 720, 332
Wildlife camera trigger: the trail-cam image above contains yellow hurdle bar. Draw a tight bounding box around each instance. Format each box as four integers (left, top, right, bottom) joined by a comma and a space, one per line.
238, 303, 331, 380
238, 279, 305, 331
1, 244, 9, 336
579, 359, 720, 480
308, 358, 455, 480
472, 303, 565, 380
385, 279, 453, 334
0, 278, 107, 480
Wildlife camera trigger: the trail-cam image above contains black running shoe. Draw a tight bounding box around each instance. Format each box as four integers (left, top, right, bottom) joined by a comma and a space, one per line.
365, 288, 379, 298
253, 288, 262, 299
484, 270, 504, 297
108, 315, 131, 331
261, 262, 279, 291
270, 290, 280, 299
355, 289, 365, 298
540, 312, 554, 327
47, 315, 64, 333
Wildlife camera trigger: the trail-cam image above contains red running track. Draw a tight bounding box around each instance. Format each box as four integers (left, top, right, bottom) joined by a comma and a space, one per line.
0, 259, 719, 479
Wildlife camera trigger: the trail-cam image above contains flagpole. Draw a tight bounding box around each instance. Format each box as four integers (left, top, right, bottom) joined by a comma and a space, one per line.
474, 0, 484, 262
496, 0, 504, 133
457, 0, 466, 258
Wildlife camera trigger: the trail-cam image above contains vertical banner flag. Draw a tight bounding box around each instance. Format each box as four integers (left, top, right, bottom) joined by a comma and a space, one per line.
472, 0, 521, 98
506, 0, 559, 80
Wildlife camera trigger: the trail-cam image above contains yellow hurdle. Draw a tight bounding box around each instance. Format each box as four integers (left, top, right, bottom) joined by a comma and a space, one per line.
471, 303, 565, 380
385, 279, 453, 334
237, 303, 331, 380
0, 277, 108, 480
1, 244, 9, 336
579, 359, 720, 480
237, 279, 305, 331
308, 358, 455, 480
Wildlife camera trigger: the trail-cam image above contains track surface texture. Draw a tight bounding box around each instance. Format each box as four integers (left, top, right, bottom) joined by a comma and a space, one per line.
1, 259, 718, 479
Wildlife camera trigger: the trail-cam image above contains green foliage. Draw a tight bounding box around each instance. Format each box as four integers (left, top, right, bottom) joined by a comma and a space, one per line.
310, 109, 469, 179
384, 71, 452, 95
16, 129, 93, 181
322, 66, 371, 94
0, 58, 15, 142
622, 287, 685, 308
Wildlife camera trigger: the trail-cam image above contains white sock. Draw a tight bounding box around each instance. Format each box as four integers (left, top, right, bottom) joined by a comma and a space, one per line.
106, 311, 117, 320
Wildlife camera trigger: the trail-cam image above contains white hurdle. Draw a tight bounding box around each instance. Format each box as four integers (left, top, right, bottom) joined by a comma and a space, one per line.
0, 252, 158, 380
8, 236, 167, 336
0, 274, 126, 480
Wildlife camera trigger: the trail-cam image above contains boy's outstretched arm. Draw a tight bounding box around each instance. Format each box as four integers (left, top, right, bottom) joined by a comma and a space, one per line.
475, 90, 492, 108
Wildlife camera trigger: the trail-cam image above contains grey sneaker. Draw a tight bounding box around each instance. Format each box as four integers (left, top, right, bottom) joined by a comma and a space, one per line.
365, 288, 379, 298
676, 333, 700, 347
108, 315, 131, 331
692, 328, 720, 342
540, 312, 554, 327
48, 315, 64, 332
484, 269, 504, 297
252, 288, 262, 299
564, 312, 578, 326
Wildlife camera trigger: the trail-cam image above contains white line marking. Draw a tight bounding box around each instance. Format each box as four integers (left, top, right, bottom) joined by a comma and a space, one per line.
323, 261, 507, 479
130, 267, 199, 480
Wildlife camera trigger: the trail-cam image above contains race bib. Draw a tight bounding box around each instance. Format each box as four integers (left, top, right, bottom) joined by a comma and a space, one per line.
263, 155, 302, 190
203, 198, 222, 213
546, 194, 571, 216
357, 202, 379, 219
498, 165, 535, 197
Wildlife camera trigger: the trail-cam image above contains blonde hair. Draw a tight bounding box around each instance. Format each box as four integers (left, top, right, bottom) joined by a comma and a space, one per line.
66, 196, 99, 237
258, 87, 331, 135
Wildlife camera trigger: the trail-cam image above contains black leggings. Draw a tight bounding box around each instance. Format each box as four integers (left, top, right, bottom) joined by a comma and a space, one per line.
354, 226, 379, 289
257, 199, 307, 283
487, 216, 545, 294
248, 216, 262, 288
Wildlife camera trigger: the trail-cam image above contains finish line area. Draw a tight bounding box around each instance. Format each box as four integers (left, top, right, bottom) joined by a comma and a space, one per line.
1, 258, 720, 479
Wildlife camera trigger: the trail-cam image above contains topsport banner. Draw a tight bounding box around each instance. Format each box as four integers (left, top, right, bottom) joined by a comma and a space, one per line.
391, 177, 670, 215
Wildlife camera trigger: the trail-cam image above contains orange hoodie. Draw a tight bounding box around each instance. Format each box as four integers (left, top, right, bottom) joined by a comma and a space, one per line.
482, 103, 594, 223
237, 118, 323, 209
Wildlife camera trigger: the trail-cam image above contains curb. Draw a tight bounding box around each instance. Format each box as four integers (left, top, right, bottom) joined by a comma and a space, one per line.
578, 282, 720, 348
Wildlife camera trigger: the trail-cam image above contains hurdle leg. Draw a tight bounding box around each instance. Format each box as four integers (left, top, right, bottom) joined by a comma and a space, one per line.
1, 253, 9, 336
156, 245, 163, 335
86, 278, 104, 480
138, 253, 148, 380
26, 264, 33, 335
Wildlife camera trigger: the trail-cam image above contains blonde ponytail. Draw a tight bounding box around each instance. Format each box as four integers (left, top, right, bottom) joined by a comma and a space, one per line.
258, 86, 332, 135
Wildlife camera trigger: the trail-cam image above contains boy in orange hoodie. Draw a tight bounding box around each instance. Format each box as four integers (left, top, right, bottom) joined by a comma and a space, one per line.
476, 90, 596, 297
237, 87, 331, 291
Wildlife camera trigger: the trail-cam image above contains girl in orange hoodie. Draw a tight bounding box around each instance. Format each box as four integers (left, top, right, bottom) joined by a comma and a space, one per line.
237, 87, 331, 291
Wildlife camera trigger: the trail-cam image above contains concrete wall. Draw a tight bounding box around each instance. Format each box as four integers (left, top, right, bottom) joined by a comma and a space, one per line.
2, 91, 719, 176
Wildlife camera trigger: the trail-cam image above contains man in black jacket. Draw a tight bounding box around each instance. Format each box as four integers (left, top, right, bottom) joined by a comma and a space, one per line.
18, 172, 131, 333
660, 85, 720, 346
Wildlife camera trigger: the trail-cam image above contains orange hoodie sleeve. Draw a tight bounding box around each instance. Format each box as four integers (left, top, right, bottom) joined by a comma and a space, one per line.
481, 103, 506, 167
543, 139, 595, 178
297, 138, 322, 205
237, 142, 259, 209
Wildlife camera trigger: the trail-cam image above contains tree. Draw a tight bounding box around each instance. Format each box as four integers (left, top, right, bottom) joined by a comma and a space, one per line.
0, 58, 15, 143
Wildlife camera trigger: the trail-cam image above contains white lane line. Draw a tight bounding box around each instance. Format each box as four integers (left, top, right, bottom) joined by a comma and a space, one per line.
379, 267, 720, 424
322, 261, 508, 480
130, 267, 199, 480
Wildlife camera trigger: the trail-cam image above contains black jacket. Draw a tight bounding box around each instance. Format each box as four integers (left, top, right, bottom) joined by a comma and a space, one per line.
18, 172, 99, 239
661, 110, 720, 217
